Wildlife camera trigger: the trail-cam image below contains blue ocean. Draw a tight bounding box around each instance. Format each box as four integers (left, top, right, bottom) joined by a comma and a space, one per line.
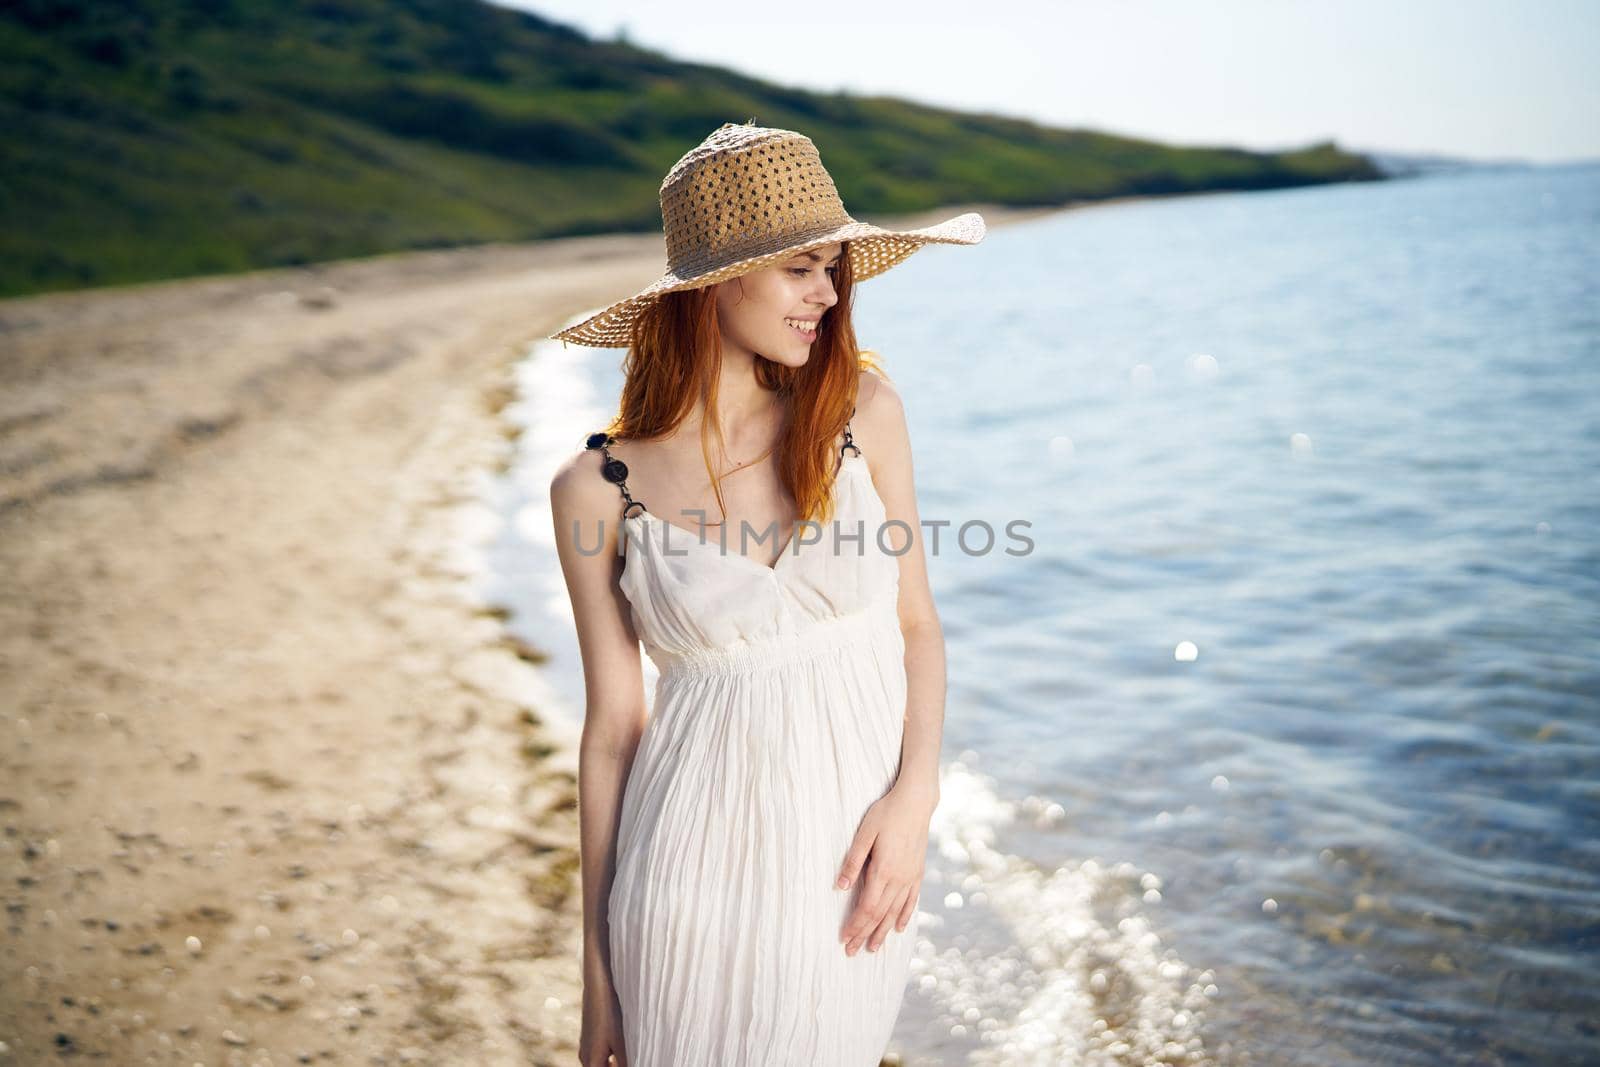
487, 161, 1600, 1065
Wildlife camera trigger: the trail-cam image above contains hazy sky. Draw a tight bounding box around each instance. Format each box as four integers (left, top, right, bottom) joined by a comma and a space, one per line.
495, 0, 1599, 164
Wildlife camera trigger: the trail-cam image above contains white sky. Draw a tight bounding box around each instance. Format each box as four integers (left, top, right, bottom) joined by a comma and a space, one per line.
494, 0, 1599, 163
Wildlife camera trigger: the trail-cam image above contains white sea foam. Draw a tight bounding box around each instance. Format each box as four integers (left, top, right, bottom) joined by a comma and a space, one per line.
912, 757, 1216, 1065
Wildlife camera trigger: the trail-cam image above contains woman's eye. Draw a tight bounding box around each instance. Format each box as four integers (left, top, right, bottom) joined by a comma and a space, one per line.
791, 267, 840, 278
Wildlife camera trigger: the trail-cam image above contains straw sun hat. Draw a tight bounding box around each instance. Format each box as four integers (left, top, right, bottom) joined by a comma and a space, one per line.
549, 121, 987, 348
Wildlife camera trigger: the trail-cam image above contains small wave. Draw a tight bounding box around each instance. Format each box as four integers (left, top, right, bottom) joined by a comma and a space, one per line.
913, 758, 1218, 1065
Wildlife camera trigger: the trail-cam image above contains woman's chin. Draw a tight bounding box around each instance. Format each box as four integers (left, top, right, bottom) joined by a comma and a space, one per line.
763, 348, 811, 369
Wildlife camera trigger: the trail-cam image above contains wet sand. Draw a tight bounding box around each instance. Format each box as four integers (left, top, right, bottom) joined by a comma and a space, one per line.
0, 200, 1059, 1064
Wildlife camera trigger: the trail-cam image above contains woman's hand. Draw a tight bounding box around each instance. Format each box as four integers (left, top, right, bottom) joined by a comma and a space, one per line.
579, 961, 628, 1067
835, 782, 937, 956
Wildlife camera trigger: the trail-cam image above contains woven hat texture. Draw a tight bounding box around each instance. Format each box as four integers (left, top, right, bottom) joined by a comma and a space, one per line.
550, 121, 986, 348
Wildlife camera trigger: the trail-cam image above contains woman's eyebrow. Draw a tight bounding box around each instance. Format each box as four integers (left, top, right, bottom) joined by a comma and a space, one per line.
795, 250, 844, 263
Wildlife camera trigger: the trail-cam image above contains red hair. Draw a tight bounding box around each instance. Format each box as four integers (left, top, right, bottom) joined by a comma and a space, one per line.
600, 240, 887, 527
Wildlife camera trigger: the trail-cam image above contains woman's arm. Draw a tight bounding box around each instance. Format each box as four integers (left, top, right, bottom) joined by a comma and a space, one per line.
859, 369, 945, 809
549, 447, 649, 987
834, 369, 947, 957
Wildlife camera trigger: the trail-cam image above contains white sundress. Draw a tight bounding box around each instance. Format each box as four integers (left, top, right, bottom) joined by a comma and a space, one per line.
584, 415, 915, 1066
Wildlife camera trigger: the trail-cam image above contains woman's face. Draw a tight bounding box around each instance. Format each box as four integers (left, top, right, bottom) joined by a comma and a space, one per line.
712, 242, 843, 367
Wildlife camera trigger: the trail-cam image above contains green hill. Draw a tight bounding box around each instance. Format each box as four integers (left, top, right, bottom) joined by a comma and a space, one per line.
0, 0, 1385, 299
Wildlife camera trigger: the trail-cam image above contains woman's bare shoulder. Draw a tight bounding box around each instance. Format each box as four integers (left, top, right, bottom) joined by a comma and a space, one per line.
855, 367, 908, 452
549, 443, 617, 521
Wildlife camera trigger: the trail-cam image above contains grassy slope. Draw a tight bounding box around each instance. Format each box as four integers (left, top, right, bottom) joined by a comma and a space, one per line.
0, 0, 1384, 298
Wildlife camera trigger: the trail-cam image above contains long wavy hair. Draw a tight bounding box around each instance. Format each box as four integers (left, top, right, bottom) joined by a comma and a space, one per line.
600, 239, 888, 527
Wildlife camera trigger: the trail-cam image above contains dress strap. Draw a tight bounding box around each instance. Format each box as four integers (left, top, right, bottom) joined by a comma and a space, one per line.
584, 431, 647, 519
840, 405, 861, 457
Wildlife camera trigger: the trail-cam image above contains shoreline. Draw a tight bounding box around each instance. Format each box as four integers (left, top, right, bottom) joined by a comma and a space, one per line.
0, 196, 1089, 1063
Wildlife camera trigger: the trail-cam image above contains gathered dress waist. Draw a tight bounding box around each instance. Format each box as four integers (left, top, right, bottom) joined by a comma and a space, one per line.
649, 594, 901, 680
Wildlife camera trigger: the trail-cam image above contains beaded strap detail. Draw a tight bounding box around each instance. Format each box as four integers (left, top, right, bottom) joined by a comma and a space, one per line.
841, 405, 861, 457
584, 432, 647, 519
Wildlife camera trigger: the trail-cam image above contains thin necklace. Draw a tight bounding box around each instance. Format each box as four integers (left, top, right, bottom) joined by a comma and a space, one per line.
717, 444, 776, 475
714, 404, 784, 475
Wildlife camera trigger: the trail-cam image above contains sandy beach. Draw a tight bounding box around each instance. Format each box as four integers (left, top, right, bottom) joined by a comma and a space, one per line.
0, 201, 1054, 1065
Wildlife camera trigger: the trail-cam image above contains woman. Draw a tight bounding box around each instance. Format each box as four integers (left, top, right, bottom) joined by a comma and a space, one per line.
548, 122, 985, 1066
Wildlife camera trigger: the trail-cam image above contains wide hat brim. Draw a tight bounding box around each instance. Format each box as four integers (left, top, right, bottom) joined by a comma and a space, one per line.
549, 210, 986, 348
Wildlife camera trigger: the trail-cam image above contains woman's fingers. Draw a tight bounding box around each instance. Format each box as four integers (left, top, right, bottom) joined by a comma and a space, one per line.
836, 824, 877, 890
868, 885, 913, 950
581, 1038, 625, 1066
864, 904, 896, 951
841, 863, 892, 951
895, 882, 920, 931
845, 877, 905, 955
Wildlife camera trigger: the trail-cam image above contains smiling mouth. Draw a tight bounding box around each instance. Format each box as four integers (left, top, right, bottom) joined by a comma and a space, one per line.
785, 318, 819, 339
